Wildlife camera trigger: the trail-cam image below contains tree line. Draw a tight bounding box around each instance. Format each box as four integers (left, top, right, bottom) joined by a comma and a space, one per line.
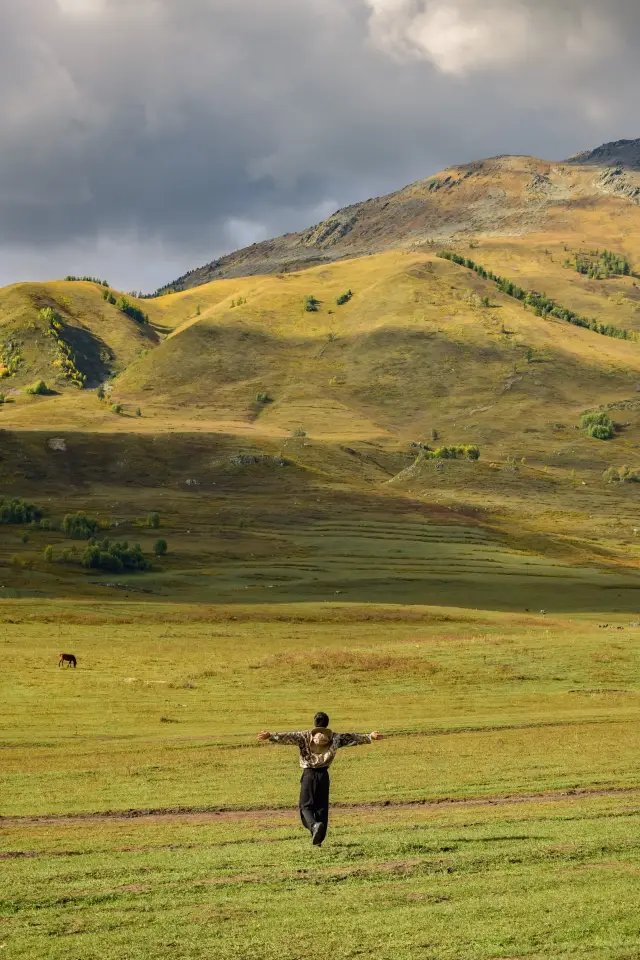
437, 251, 638, 343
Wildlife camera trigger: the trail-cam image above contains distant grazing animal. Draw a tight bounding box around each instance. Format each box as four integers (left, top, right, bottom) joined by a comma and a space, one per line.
59, 653, 77, 669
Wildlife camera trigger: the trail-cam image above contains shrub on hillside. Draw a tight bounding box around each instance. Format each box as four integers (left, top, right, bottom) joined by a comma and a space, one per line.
292, 428, 307, 438
304, 295, 320, 313
116, 296, 148, 324
102, 289, 117, 305
40, 309, 87, 388
39, 307, 63, 330
26, 380, 51, 396
336, 289, 353, 306
0, 498, 44, 525
111, 403, 123, 415
580, 411, 616, 440
62, 512, 100, 540
153, 538, 168, 557
603, 465, 640, 483
423, 445, 480, 461
82, 539, 151, 573
146, 512, 160, 528
44, 545, 54, 563
256, 392, 272, 404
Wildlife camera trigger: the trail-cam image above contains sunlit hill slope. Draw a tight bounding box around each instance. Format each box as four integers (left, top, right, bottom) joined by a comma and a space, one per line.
2, 139, 640, 606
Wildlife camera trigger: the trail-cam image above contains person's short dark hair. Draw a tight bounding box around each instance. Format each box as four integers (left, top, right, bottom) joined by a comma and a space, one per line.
314, 711, 330, 728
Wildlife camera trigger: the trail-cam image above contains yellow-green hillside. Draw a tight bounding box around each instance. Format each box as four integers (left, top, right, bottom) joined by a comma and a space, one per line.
3, 240, 640, 606
114, 250, 640, 448
0, 279, 157, 391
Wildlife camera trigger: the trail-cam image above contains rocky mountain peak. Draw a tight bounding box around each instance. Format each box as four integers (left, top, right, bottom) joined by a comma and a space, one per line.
566, 138, 640, 170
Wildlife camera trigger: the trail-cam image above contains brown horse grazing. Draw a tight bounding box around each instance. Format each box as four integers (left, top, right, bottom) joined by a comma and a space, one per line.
59, 653, 77, 669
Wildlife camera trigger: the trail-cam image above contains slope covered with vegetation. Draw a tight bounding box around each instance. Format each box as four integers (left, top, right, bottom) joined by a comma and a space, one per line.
2, 140, 640, 606
0, 279, 157, 392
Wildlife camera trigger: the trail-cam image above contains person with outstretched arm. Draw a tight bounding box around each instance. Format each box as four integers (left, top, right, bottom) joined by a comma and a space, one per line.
257, 711, 383, 847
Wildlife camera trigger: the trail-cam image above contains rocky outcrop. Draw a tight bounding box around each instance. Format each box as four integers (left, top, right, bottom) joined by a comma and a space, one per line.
566, 138, 640, 170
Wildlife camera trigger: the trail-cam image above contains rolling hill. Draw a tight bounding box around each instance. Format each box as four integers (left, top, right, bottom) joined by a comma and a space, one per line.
0, 279, 157, 391
2, 139, 640, 607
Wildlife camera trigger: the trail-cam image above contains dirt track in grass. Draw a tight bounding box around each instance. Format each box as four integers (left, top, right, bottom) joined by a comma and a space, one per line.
3, 785, 640, 829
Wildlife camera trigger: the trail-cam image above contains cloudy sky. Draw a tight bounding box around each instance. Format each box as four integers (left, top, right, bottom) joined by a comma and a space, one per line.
1, 0, 637, 293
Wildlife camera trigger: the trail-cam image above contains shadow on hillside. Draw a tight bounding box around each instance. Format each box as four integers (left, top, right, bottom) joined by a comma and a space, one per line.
64, 326, 114, 388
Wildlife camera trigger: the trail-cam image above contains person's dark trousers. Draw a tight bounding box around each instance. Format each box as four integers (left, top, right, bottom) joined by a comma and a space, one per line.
299, 767, 330, 832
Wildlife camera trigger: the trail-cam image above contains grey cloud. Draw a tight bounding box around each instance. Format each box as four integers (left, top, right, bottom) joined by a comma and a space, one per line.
365, 0, 620, 74
0, 0, 639, 292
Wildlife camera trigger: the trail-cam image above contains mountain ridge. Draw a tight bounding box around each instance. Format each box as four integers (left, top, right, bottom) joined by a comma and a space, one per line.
155, 139, 640, 294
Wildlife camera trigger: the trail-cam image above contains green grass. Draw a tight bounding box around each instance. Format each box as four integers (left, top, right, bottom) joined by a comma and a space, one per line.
2, 599, 640, 957
3, 773, 640, 958
3, 475, 640, 610
2, 602, 640, 816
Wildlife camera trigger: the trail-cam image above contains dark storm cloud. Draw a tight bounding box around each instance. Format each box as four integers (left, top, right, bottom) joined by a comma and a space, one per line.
1, 0, 639, 291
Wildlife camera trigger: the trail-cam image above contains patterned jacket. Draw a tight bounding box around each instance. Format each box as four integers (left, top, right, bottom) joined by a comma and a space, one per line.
268, 728, 372, 769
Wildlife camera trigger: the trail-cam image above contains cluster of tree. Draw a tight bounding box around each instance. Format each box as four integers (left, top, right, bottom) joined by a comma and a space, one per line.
336, 290, 353, 305
41, 308, 86, 387
65, 276, 110, 286
0, 497, 44, 525
565, 249, 633, 280
230, 296, 247, 308
423, 445, 480, 461
304, 295, 320, 312
0, 339, 21, 378
62, 512, 101, 539
26, 380, 52, 395
603, 465, 640, 483
82, 539, 151, 573
117, 297, 148, 324
102, 289, 149, 324
580, 411, 617, 440
3, 501, 164, 553
140, 285, 177, 299
437, 251, 638, 343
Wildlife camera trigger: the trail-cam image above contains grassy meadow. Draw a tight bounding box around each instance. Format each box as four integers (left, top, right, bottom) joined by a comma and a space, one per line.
2, 601, 640, 959
4, 794, 640, 960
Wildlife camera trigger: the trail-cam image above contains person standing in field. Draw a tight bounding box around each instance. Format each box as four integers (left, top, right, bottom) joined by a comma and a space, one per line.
257, 712, 383, 847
